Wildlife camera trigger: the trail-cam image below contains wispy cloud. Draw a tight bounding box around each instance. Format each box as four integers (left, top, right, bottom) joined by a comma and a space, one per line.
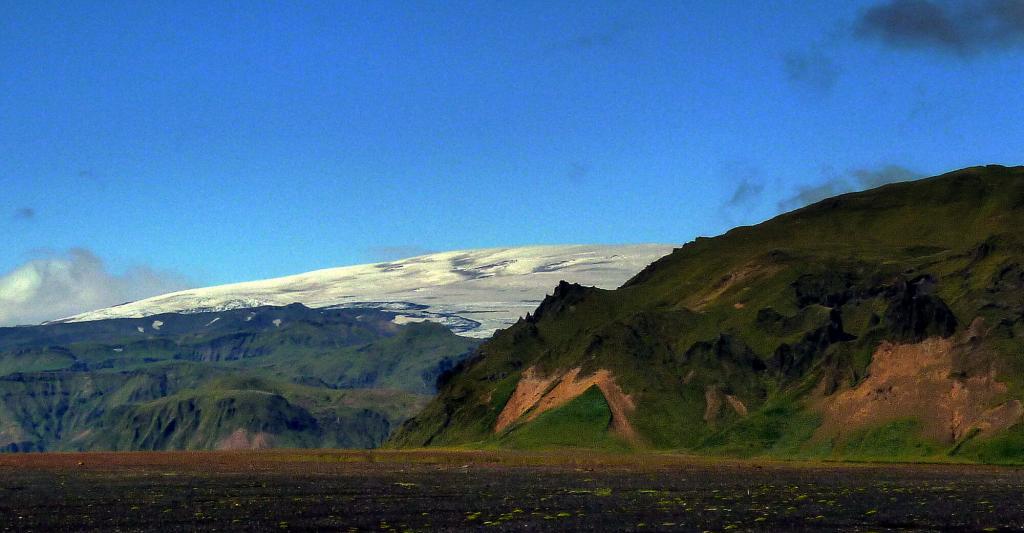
726, 178, 765, 207
856, 0, 1024, 56
12, 207, 35, 221
850, 165, 923, 188
0, 249, 192, 326
779, 164, 922, 210
782, 49, 840, 92
718, 164, 775, 231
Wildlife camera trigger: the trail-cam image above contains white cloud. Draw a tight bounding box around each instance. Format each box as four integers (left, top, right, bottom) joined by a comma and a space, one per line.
0, 249, 191, 326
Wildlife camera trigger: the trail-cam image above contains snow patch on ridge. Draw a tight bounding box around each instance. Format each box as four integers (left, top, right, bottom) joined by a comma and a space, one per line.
57, 245, 673, 338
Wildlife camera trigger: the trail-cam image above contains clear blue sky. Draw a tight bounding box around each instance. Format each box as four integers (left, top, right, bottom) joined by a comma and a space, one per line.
3, 0, 1023, 286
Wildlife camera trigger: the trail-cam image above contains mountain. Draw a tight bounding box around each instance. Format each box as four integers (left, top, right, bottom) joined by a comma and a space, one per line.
0, 304, 478, 451
390, 165, 1024, 464
59, 245, 673, 338
0, 245, 672, 452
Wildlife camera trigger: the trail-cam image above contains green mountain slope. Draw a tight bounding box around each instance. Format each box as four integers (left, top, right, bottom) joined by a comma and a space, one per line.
0, 305, 478, 451
390, 165, 1024, 463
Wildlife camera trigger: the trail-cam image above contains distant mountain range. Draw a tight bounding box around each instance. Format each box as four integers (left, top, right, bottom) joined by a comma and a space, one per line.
0, 304, 479, 452
392, 166, 1024, 464
0, 245, 673, 452
58, 245, 674, 338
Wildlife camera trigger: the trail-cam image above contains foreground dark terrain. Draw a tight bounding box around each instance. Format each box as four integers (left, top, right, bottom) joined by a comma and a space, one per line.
1, 450, 1022, 531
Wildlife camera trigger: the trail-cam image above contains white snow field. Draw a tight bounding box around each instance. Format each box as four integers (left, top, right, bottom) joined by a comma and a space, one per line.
59, 244, 674, 337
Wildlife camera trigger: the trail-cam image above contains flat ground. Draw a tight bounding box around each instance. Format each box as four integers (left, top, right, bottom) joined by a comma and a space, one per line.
1, 450, 1022, 531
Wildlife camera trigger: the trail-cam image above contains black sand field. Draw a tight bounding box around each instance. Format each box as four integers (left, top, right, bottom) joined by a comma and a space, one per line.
1, 450, 1022, 531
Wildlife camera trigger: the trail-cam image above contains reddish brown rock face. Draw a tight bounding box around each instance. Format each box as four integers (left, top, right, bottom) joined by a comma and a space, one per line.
817, 321, 1022, 445
495, 366, 639, 444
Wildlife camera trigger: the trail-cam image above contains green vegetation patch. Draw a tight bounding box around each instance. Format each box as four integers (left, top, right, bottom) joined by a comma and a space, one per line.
700, 404, 822, 458
950, 422, 1024, 465
497, 386, 628, 450
835, 419, 940, 461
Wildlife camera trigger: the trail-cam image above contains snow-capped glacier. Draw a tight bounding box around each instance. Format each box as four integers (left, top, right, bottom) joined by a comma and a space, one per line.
58, 244, 673, 337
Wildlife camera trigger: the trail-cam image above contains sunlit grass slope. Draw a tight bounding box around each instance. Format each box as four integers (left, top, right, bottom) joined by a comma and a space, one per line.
392, 165, 1024, 463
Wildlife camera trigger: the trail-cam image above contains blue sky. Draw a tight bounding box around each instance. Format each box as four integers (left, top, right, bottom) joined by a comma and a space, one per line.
3, 0, 1024, 289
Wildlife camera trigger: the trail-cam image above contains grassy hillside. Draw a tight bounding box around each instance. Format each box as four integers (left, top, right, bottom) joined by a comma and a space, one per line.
0, 305, 478, 451
391, 165, 1024, 463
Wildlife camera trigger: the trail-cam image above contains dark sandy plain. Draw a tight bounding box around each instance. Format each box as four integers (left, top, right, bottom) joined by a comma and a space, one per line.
1, 450, 1023, 532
